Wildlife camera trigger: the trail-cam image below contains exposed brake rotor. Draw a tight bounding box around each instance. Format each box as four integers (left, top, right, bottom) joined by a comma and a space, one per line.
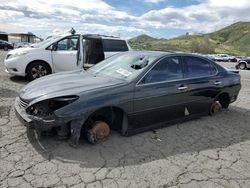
87, 121, 110, 144
210, 101, 222, 115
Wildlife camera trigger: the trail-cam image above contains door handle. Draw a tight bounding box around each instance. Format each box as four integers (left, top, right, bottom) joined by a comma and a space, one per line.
178, 86, 188, 91
214, 81, 222, 85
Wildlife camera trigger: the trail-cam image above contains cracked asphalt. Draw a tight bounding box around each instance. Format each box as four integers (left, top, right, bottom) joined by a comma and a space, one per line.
1, 50, 250, 188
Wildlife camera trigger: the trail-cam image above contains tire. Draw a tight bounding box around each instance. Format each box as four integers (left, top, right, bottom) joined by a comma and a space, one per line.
4, 47, 8, 51
26, 61, 51, 80
238, 62, 247, 70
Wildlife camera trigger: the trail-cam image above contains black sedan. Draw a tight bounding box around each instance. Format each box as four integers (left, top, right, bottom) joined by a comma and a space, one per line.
15, 51, 241, 146
0, 40, 13, 50
237, 57, 250, 70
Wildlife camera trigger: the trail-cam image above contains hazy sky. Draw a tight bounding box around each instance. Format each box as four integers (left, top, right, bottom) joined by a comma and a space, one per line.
0, 0, 249, 39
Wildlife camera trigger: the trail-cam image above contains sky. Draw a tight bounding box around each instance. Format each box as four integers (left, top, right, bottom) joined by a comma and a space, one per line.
0, 0, 250, 39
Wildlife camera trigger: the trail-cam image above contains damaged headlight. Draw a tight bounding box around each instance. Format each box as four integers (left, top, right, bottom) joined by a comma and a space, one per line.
27, 95, 79, 117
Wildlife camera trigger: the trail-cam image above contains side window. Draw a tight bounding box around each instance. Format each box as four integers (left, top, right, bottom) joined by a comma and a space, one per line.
183, 56, 217, 78
103, 39, 128, 52
56, 36, 79, 51
143, 56, 183, 84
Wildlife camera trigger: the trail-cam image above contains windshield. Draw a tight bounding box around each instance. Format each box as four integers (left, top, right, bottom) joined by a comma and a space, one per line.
88, 52, 157, 82
30, 36, 61, 48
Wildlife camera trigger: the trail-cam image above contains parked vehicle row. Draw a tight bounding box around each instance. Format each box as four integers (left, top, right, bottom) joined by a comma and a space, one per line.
4, 33, 131, 80
0, 39, 14, 51
15, 51, 241, 146
204, 54, 237, 62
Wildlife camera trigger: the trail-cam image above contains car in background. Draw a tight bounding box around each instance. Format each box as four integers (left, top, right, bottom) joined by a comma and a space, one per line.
4, 33, 131, 80
212, 54, 237, 62
236, 57, 250, 70
15, 42, 31, 48
15, 51, 241, 146
0, 40, 14, 51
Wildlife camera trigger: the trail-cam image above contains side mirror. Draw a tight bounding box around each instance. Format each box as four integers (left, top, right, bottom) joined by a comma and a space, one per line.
51, 43, 57, 51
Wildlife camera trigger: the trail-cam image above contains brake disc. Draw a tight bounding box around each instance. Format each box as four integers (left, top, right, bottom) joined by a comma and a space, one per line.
87, 121, 110, 144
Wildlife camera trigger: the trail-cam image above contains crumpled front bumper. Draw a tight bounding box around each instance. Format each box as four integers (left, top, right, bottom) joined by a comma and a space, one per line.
15, 97, 65, 131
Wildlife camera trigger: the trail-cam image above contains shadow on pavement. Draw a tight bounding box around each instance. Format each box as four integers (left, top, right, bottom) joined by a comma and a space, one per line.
27, 106, 250, 168
0, 87, 18, 98
10, 76, 29, 84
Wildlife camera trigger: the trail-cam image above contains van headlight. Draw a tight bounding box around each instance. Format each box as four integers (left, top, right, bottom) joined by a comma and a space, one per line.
8, 50, 29, 59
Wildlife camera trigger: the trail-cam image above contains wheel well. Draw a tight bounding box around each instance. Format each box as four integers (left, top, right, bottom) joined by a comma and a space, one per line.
217, 93, 230, 108
25, 60, 52, 74
239, 61, 247, 66
83, 106, 127, 134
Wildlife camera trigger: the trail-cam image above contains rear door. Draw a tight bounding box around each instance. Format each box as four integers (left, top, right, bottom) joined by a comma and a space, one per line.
131, 56, 188, 130
51, 35, 80, 72
181, 55, 223, 115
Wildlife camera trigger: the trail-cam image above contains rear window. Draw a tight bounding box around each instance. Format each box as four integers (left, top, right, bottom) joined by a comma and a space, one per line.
102, 39, 128, 52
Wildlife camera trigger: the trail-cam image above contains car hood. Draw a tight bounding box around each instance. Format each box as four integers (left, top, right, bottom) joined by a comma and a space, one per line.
19, 70, 124, 103
7, 47, 38, 55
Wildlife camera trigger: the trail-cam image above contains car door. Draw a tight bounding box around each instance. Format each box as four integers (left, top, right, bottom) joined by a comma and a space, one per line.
131, 56, 188, 130
181, 55, 223, 115
51, 35, 80, 72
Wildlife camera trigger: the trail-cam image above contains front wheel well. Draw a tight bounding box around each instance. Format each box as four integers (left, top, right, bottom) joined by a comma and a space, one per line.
25, 60, 52, 74
83, 106, 127, 134
217, 93, 230, 109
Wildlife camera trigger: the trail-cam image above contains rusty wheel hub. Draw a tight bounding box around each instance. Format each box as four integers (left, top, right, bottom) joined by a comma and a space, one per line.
210, 101, 222, 115
87, 121, 110, 144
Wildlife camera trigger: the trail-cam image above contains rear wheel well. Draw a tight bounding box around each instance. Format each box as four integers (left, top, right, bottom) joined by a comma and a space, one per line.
217, 93, 230, 109
83, 107, 126, 134
25, 60, 52, 74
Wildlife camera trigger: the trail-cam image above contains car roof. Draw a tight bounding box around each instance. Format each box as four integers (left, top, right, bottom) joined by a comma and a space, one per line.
124, 50, 187, 58
123, 50, 214, 60
82, 34, 124, 40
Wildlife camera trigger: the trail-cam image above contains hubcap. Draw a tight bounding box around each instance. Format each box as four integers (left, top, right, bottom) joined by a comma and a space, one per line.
239, 63, 245, 70
31, 65, 47, 78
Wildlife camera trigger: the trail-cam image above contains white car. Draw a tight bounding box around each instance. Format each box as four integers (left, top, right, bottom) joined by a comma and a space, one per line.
4, 34, 131, 80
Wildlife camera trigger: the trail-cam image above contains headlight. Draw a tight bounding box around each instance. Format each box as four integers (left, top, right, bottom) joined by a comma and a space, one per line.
27, 95, 79, 117
8, 50, 29, 59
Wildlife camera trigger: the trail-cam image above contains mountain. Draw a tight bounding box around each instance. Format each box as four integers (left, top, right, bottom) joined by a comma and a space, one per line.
128, 22, 250, 56
130, 34, 157, 42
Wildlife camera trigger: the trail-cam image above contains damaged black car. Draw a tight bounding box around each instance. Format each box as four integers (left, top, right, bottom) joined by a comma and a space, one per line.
15, 51, 241, 146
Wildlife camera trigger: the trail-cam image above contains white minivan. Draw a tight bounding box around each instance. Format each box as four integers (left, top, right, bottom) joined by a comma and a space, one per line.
4, 34, 131, 80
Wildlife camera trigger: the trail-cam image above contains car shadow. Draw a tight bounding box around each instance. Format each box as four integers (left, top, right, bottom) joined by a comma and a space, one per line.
10, 76, 29, 84
27, 106, 250, 168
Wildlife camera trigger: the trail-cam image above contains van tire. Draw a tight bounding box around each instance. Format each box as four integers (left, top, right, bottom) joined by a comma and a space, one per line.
26, 61, 51, 80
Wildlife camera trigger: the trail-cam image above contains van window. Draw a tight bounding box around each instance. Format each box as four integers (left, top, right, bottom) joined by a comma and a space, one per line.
102, 39, 128, 52
56, 36, 79, 51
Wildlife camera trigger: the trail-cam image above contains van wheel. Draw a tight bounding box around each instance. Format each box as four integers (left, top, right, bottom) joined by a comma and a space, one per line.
26, 61, 51, 80
87, 121, 110, 144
